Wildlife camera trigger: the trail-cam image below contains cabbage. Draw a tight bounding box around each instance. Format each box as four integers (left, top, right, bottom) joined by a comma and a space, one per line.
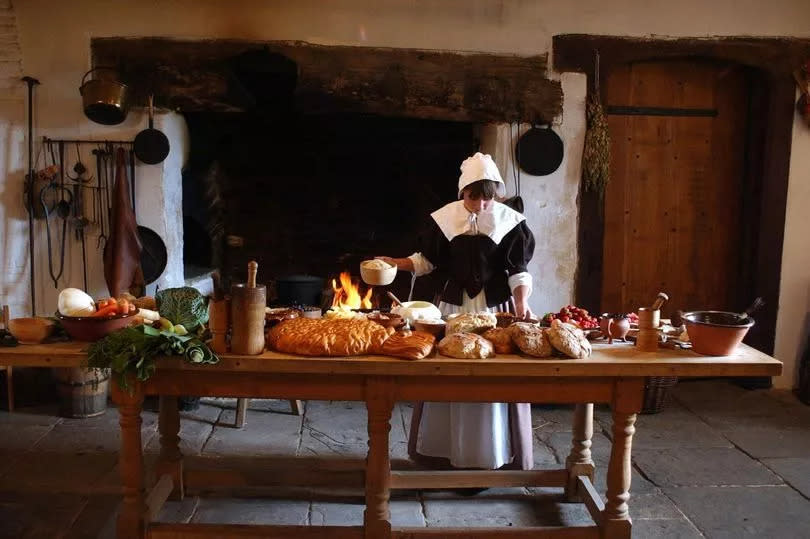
156, 287, 209, 331
58, 288, 96, 316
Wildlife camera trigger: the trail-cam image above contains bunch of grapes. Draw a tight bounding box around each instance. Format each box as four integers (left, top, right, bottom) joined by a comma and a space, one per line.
543, 305, 599, 329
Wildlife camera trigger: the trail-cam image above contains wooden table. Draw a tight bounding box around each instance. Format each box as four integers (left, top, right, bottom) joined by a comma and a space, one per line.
0, 341, 782, 538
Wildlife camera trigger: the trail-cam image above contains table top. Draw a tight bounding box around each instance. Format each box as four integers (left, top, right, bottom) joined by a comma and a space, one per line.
0, 340, 782, 378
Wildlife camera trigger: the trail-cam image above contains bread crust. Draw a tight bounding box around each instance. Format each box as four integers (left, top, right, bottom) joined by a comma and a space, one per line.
509, 322, 553, 357
437, 332, 495, 359
267, 318, 389, 356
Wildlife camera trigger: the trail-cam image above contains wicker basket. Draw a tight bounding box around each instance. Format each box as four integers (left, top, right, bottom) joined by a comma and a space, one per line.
641, 376, 678, 414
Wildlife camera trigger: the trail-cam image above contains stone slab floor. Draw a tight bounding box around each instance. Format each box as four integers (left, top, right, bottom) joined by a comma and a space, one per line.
1, 379, 809, 538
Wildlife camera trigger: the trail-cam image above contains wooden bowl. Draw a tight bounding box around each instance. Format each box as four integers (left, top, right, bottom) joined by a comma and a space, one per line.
359, 260, 397, 286
7, 317, 55, 344
57, 312, 138, 342
414, 319, 446, 338
367, 312, 405, 330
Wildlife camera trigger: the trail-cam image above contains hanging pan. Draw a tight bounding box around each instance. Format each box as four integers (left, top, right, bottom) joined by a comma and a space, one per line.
134, 95, 170, 164
515, 125, 564, 176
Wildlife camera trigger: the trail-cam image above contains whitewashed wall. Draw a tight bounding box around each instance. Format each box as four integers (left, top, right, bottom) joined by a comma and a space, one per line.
1, 0, 809, 387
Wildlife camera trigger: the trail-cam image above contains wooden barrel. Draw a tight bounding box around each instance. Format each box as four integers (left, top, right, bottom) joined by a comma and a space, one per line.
53, 368, 109, 418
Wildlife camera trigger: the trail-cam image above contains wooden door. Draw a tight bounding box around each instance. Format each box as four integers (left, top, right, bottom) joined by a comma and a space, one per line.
601, 60, 749, 318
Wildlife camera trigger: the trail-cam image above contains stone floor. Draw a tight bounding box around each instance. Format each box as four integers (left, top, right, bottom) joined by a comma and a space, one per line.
1, 379, 809, 538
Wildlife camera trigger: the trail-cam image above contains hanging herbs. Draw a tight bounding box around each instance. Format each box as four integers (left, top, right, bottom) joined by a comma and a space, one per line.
581, 51, 611, 199
87, 324, 218, 391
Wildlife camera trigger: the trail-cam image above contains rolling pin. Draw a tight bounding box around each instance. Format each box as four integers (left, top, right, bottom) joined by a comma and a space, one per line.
230, 261, 266, 355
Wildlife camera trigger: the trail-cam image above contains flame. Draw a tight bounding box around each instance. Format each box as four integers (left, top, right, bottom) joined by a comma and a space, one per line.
331, 272, 373, 310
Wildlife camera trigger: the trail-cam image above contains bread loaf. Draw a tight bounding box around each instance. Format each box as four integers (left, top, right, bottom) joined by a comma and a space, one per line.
267, 318, 389, 356
547, 319, 592, 359
437, 332, 495, 359
380, 330, 436, 360
481, 327, 515, 354
445, 312, 497, 335
509, 322, 553, 357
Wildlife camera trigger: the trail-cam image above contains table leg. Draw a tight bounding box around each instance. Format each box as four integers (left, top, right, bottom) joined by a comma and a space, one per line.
565, 403, 595, 501
112, 383, 146, 539
156, 395, 184, 500
364, 377, 394, 539
603, 379, 642, 539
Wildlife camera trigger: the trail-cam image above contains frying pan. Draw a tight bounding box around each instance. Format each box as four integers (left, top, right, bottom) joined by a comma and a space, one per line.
134, 95, 170, 164
515, 126, 564, 176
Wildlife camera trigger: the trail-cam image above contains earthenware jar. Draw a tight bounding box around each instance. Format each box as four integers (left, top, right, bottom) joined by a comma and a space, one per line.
600, 313, 631, 344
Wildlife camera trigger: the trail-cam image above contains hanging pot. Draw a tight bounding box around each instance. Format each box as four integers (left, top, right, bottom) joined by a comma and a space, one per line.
515, 125, 564, 176
79, 67, 129, 125
134, 95, 170, 165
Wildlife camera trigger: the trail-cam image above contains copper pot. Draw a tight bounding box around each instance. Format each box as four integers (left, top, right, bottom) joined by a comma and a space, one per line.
80, 67, 129, 125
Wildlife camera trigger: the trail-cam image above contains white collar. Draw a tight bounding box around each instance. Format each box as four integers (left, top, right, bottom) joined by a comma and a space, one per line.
431, 200, 525, 245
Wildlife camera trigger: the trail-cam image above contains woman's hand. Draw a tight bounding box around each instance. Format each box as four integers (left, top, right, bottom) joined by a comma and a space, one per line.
513, 285, 533, 320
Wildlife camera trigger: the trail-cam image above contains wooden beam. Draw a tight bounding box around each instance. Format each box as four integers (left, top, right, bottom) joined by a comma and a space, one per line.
576, 475, 605, 525
148, 523, 363, 539
393, 527, 600, 538
92, 38, 562, 122
390, 469, 568, 489
144, 474, 174, 523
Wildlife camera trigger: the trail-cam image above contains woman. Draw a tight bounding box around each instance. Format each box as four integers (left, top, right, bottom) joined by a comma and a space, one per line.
377, 152, 535, 474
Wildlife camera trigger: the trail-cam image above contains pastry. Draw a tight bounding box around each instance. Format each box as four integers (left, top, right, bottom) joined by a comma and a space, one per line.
380, 329, 436, 360
267, 317, 388, 356
547, 319, 592, 359
509, 322, 553, 357
445, 312, 497, 335
437, 332, 495, 359
482, 327, 515, 354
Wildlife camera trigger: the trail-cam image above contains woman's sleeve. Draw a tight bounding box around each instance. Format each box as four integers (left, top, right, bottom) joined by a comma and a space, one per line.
503, 221, 535, 295
408, 219, 446, 277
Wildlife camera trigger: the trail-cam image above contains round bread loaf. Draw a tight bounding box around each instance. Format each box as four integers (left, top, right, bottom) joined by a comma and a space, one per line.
547, 319, 592, 359
509, 322, 553, 357
482, 327, 515, 354
437, 332, 495, 359
445, 312, 497, 335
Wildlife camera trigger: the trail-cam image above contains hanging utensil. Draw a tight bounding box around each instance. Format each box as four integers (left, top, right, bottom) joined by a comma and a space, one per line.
79, 67, 129, 125
40, 182, 72, 288
133, 95, 170, 164
21, 75, 39, 315
738, 297, 765, 321
503, 121, 525, 213
515, 124, 564, 177
93, 148, 107, 250
67, 142, 91, 183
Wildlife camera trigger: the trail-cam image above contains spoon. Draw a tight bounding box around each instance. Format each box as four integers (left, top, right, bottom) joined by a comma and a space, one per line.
387, 291, 404, 307
739, 297, 764, 321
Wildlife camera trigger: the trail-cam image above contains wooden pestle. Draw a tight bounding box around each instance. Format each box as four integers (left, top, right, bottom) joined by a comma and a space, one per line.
230, 261, 266, 355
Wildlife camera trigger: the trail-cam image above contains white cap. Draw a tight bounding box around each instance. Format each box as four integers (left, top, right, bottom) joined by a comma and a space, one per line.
458, 152, 506, 198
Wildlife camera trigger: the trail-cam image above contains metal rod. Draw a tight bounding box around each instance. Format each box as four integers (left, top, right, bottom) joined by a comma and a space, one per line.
605, 105, 718, 117
43, 136, 134, 145
22, 76, 40, 316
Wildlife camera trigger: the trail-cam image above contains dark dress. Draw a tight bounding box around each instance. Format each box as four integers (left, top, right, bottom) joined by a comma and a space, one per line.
407, 200, 536, 470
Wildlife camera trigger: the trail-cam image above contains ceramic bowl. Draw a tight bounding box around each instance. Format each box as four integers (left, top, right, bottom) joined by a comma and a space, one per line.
7, 317, 55, 344
57, 312, 137, 342
681, 311, 754, 356
359, 260, 397, 286
414, 319, 446, 338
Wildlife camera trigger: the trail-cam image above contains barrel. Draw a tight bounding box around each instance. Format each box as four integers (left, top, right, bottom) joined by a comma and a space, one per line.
53, 368, 109, 418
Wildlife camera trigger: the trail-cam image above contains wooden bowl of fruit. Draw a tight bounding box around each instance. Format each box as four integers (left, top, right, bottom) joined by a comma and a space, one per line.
57, 298, 138, 341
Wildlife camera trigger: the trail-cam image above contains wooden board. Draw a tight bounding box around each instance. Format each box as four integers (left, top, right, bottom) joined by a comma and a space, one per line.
0, 341, 781, 378
601, 60, 748, 319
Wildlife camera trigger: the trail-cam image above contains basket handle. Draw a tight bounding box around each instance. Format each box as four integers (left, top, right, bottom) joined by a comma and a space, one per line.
81, 66, 120, 86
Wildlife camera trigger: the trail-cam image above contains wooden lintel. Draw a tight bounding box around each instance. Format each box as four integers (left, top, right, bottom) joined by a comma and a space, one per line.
149, 523, 364, 539
553, 34, 810, 78
393, 526, 601, 538
91, 37, 562, 122
143, 474, 174, 522
576, 475, 605, 525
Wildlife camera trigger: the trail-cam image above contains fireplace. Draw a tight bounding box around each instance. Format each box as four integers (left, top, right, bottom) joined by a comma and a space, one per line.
182, 110, 475, 308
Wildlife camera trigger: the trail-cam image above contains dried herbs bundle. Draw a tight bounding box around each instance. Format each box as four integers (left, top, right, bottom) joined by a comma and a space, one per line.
582, 93, 611, 199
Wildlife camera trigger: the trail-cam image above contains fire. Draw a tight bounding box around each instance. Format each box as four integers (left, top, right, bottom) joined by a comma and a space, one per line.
331, 272, 373, 310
